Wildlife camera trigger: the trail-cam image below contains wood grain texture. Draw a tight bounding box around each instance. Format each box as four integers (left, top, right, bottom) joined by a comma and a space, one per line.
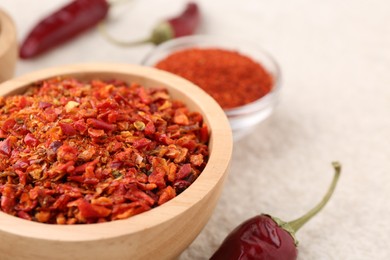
0, 9, 17, 83
0, 64, 233, 260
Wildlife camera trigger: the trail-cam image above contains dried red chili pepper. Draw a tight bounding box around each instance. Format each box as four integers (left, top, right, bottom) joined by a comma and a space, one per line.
160, 2, 200, 40
19, 0, 109, 59
155, 48, 273, 109
0, 77, 210, 224
100, 2, 200, 46
210, 162, 342, 260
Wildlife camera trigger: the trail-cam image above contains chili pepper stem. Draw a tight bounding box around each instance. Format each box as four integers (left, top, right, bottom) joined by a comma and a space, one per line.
287, 161, 341, 232
98, 22, 151, 47
98, 21, 173, 46
100, 0, 143, 46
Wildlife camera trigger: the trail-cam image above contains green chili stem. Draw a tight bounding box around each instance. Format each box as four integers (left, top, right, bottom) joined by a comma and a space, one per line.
98, 22, 151, 46
288, 162, 341, 232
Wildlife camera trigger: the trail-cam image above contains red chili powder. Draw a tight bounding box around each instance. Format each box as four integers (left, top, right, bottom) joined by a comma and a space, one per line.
155, 48, 273, 109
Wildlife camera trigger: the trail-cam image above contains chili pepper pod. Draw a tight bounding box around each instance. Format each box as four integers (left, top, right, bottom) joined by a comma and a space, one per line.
99, 2, 200, 46
210, 162, 342, 260
19, 0, 109, 59
161, 2, 200, 39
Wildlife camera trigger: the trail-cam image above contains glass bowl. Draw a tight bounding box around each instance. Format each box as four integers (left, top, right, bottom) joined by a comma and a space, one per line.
142, 35, 282, 141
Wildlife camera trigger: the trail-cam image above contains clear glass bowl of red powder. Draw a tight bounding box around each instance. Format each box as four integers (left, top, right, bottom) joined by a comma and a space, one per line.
142, 35, 281, 140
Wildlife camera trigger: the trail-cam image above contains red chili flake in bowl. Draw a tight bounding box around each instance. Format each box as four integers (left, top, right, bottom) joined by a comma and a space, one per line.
155, 48, 273, 109
0, 77, 209, 224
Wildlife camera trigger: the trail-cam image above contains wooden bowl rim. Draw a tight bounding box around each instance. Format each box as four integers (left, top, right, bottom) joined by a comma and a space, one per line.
0, 9, 17, 57
0, 63, 233, 241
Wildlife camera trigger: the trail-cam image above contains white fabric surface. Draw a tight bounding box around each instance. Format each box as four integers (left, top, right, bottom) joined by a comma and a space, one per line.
2, 0, 390, 259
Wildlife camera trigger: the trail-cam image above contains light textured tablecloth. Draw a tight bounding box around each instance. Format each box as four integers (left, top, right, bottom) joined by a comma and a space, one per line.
2, 0, 390, 259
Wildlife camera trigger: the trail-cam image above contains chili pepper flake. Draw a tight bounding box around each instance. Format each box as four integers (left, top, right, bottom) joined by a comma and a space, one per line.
65, 101, 80, 113
0, 77, 210, 224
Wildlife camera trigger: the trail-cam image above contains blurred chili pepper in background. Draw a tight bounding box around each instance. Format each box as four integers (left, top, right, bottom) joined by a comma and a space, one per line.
19, 0, 109, 59
99, 2, 201, 46
162, 2, 200, 39
19, 1, 200, 59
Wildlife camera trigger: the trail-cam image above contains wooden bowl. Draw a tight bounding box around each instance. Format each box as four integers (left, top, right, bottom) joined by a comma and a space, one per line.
0, 9, 17, 83
0, 63, 233, 260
